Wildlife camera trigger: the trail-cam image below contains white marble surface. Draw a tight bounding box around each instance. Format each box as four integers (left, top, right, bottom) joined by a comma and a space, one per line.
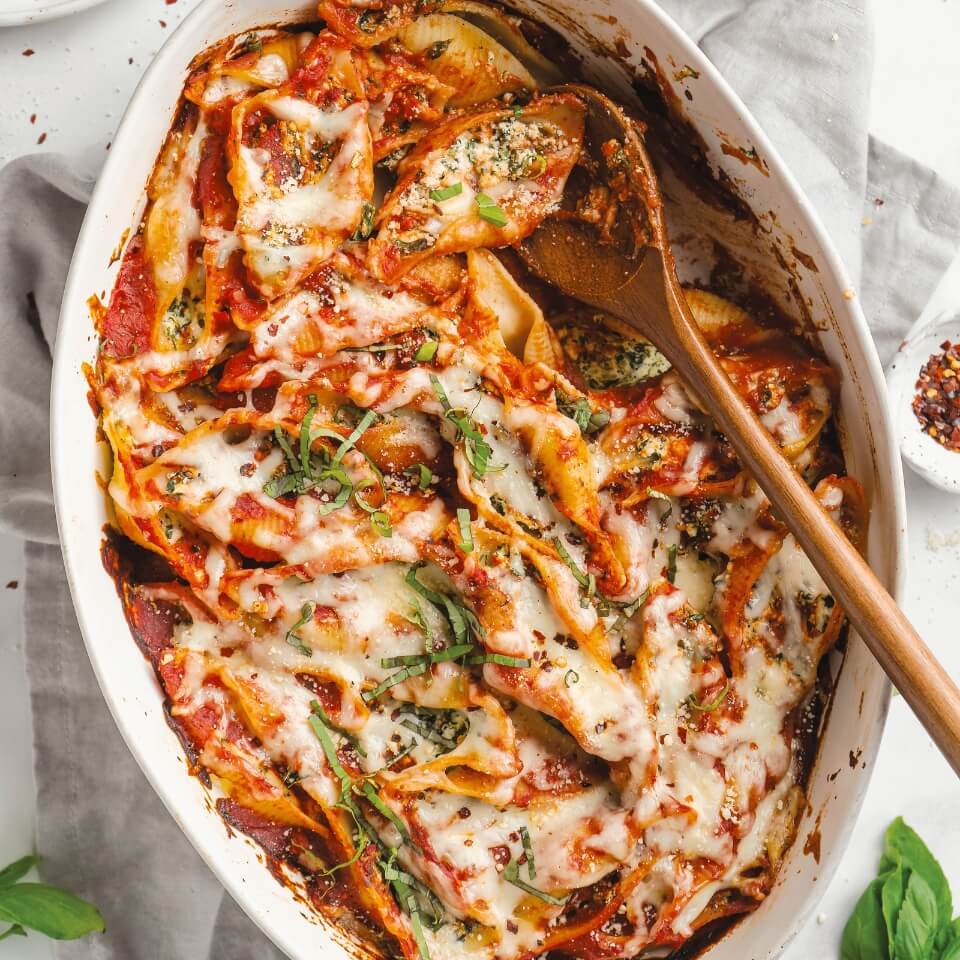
1, 1, 960, 957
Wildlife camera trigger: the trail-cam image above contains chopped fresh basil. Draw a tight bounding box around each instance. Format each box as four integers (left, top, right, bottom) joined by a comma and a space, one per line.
405, 564, 485, 645
457, 508, 473, 553
396, 704, 470, 754
647, 488, 673, 522
503, 861, 566, 905
519, 826, 536, 880
414, 338, 439, 363
405, 600, 434, 652
310, 700, 367, 757
263, 400, 379, 519
464, 653, 531, 668
380, 643, 473, 669
240, 33, 262, 55
429, 182, 463, 202
552, 537, 590, 589
352, 201, 376, 241
428, 375, 502, 478
334, 409, 377, 464
667, 543, 678, 583
475, 192, 508, 227
395, 236, 434, 254
317, 481, 353, 516
285, 603, 314, 657
556, 393, 610, 436
406, 463, 433, 491
687, 681, 728, 713
362, 662, 428, 702
563, 669, 579, 687
359, 781, 409, 842
609, 589, 649, 632
371, 511, 393, 537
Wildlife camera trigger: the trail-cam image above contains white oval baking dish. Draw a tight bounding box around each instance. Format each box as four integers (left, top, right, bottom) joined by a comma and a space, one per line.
51, 1, 905, 957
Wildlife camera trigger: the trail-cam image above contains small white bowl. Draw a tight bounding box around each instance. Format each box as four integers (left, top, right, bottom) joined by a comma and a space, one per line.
0, 0, 110, 27
887, 249, 960, 493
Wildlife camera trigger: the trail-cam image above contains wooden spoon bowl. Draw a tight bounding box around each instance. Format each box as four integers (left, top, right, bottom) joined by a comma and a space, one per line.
519, 84, 960, 775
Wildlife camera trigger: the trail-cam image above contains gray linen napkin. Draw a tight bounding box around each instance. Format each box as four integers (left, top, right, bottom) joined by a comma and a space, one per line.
2, 1, 960, 957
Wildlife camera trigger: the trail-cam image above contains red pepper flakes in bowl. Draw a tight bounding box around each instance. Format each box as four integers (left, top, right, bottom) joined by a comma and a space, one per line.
913, 340, 960, 451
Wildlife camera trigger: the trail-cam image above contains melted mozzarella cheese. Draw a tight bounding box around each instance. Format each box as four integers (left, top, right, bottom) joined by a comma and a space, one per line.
233, 97, 372, 294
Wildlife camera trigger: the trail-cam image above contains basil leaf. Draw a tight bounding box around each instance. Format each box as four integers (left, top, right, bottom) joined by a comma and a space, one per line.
396, 704, 469, 754
0, 856, 39, 889
299, 395, 319, 481
519, 826, 535, 880
0, 884, 105, 941
475, 192, 508, 227
285, 603, 314, 657
428, 375, 501, 478
893, 871, 939, 960
841, 877, 890, 960
371, 511, 393, 537
687, 681, 729, 713
667, 543, 678, 583
880, 864, 906, 949
552, 537, 590, 589
406, 464, 433, 491
882, 817, 952, 931
307, 707, 352, 783
352, 201, 376, 241
464, 653, 531, 668
359, 782, 410, 843
938, 919, 960, 960
414, 339, 439, 363
429, 183, 462, 202
502, 861, 566, 905
395, 236, 433, 254
405, 563, 485, 644
362, 662, 428, 702
317, 480, 353, 516
310, 701, 367, 758
456, 508, 473, 553
333, 409, 377, 465
380, 643, 473, 668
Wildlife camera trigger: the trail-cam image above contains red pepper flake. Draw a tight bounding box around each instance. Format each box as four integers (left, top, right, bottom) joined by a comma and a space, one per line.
22, 48, 35, 57
5, 580, 18, 590
37, 132, 47, 144
489, 844, 511, 869
165, 0, 178, 4
29, 114, 36, 124
913, 340, 960, 451
159, 19, 167, 27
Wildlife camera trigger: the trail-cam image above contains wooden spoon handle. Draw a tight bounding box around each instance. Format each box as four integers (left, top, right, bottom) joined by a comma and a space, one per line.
658, 280, 960, 774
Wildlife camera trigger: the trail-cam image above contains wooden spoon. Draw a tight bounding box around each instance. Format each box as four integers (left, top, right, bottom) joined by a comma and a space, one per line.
519, 84, 960, 775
